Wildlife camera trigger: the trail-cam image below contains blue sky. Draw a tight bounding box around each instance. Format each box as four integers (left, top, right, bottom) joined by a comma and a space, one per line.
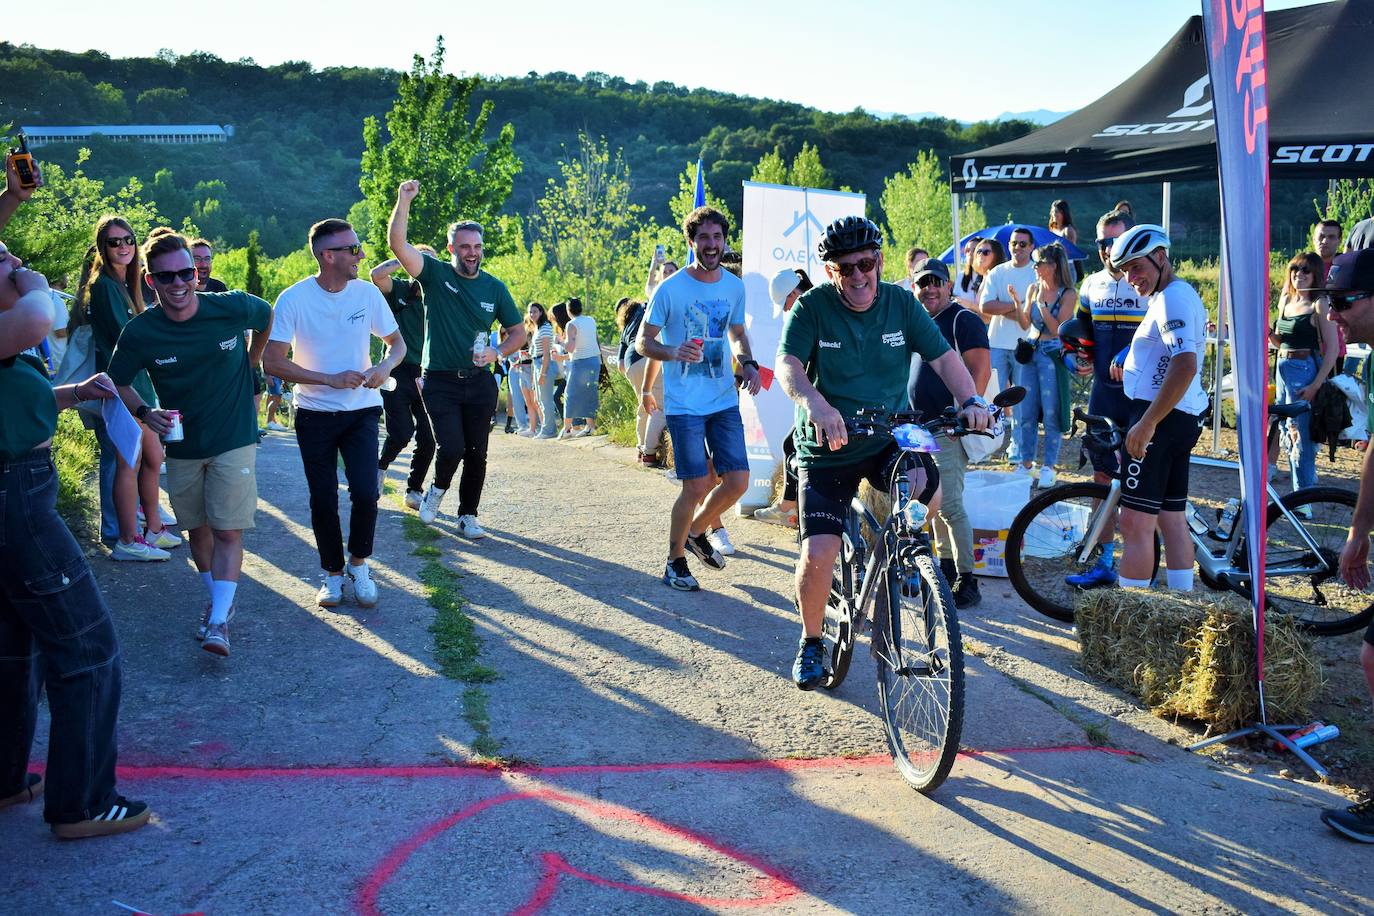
21, 0, 1323, 122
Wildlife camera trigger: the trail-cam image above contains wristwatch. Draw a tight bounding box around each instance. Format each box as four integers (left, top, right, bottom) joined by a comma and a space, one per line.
741, 359, 760, 371
961, 395, 989, 411
135, 405, 150, 420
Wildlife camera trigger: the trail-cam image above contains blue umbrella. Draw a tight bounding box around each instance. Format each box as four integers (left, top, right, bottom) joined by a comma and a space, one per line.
937, 224, 1089, 264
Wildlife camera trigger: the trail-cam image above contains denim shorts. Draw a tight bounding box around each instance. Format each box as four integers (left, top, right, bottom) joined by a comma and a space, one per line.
664, 406, 748, 480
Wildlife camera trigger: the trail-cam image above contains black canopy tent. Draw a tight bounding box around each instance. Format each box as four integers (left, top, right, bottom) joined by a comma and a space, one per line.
949, 0, 1374, 195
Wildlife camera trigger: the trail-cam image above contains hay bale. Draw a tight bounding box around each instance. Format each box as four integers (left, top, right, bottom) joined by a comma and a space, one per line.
1076, 588, 1323, 731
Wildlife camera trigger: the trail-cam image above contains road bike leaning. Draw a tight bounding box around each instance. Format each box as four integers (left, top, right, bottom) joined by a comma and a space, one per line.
820, 387, 1024, 793
1004, 404, 1372, 635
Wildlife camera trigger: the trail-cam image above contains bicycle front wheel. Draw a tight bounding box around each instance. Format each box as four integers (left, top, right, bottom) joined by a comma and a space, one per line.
1005, 482, 1160, 623
822, 513, 864, 690
874, 549, 964, 793
1265, 486, 1373, 636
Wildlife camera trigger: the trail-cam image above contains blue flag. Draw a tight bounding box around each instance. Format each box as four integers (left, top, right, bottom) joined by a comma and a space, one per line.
687, 158, 706, 266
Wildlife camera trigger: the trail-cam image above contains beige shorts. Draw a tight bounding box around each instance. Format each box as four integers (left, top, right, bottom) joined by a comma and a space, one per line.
166, 444, 258, 531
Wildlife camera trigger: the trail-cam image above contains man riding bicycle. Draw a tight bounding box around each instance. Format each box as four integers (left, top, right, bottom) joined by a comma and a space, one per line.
1109, 224, 1209, 592
777, 216, 992, 690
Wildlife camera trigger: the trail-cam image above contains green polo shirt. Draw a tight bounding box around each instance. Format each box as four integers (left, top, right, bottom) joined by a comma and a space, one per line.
107, 291, 272, 459
384, 279, 425, 367
0, 352, 58, 459
778, 281, 950, 468
414, 255, 520, 371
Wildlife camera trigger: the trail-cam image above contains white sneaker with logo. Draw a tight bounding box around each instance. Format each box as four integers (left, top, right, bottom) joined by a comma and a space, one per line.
317, 575, 345, 608
419, 486, 447, 525
1038, 467, 1057, 488
457, 515, 486, 539
348, 563, 378, 608
144, 527, 182, 550
111, 537, 170, 562
404, 489, 423, 510
708, 528, 736, 556
266, 421, 288, 432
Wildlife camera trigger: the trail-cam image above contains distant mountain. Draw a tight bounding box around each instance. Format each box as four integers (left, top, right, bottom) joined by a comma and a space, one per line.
994, 108, 1070, 126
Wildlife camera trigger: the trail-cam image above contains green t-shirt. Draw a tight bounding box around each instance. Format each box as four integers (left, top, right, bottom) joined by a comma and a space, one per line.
0, 352, 58, 459
414, 255, 521, 371
778, 282, 951, 468
107, 291, 272, 459
88, 273, 157, 405
384, 279, 425, 367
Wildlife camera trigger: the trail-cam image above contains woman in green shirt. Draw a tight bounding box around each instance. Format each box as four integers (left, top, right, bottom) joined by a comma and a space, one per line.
77, 217, 178, 560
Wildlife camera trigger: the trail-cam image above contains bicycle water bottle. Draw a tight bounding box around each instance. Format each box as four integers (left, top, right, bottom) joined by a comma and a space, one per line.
1216, 498, 1241, 540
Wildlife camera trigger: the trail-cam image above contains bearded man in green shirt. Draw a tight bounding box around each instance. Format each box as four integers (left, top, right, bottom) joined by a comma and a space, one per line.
777, 217, 992, 690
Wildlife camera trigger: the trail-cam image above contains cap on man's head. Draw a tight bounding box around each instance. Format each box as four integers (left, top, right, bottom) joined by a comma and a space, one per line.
1302, 249, 1374, 294
911, 258, 951, 284
769, 267, 801, 307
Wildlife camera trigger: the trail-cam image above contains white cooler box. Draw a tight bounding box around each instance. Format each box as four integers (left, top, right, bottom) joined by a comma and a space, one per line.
964, 470, 1032, 577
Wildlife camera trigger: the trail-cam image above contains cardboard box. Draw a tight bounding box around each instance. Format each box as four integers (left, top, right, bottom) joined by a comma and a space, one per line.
973, 527, 1010, 577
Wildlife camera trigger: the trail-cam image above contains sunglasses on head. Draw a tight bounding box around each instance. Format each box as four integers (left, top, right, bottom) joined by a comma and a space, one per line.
832, 256, 877, 277
1326, 291, 1373, 312
325, 244, 364, 256
149, 267, 197, 285
105, 236, 136, 248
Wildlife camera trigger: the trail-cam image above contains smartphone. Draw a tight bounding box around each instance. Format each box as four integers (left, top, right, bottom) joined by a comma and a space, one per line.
9, 134, 36, 190
654, 244, 665, 260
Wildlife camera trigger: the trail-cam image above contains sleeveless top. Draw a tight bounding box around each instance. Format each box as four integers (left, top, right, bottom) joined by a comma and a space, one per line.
1274, 307, 1320, 352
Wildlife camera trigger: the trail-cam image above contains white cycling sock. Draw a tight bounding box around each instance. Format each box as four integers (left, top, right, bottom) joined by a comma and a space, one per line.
1166, 568, 1195, 592
1117, 576, 1152, 589
209, 580, 237, 626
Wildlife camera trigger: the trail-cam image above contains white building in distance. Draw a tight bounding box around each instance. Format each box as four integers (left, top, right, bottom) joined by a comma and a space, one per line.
21, 125, 234, 147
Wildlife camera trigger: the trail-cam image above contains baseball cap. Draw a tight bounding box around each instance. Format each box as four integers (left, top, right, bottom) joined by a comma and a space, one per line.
911, 258, 951, 284
769, 267, 801, 307
1301, 249, 1374, 295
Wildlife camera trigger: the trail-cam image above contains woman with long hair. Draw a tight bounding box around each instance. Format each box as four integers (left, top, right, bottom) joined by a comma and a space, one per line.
80, 216, 178, 560
616, 297, 666, 464
549, 301, 572, 434
561, 297, 601, 437
954, 237, 1005, 311
1012, 242, 1078, 488
509, 310, 540, 436
1268, 251, 1339, 493
529, 302, 560, 439
1049, 199, 1083, 281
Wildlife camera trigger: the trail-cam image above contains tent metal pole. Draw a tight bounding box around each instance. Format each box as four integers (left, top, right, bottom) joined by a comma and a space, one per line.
1162, 181, 1172, 236
1212, 239, 1228, 455
951, 191, 962, 275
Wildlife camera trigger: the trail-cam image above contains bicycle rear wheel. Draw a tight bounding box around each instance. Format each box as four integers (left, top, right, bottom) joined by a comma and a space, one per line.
1265, 486, 1373, 636
1005, 482, 1160, 623
874, 547, 964, 793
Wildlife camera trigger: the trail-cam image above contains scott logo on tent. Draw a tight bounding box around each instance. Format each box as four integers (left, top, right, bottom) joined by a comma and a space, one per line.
1094, 74, 1215, 138
961, 159, 1068, 189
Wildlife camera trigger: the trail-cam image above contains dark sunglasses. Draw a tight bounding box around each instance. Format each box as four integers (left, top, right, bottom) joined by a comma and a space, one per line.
1326, 291, 1373, 312
1010, 240, 1032, 249
325, 244, 364, 256
832, 256, 877, 277
105, 235, 136, 248
149, 267, 197, 285
975, 248, 993, 256
1096, 238, 1114, 249
916, 275, 946, 289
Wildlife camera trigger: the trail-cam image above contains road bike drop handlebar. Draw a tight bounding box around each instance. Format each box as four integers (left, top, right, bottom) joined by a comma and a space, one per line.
845, 386, 1026, 446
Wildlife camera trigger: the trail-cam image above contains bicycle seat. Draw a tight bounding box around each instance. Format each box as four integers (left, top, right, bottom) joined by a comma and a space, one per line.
1270, 401, 1312, 420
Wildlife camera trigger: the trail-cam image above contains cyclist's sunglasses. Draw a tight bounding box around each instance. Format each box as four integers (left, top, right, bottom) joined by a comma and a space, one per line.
1325, 291, 1374, 312
325, 244, 364, 256
149, 267, 197, 284
832, 257, 877, 277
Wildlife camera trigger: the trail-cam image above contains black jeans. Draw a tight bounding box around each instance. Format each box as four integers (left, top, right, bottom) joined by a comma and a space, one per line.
378, 362, 435, 493
295, 406, 382, 572
0, 450, 123, 825
421, 369, 498, 514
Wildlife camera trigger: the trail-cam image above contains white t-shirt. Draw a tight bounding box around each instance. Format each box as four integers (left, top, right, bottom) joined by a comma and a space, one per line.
568, 314, 599, 359
1122, 278, 1209, 415
47, 290, 70, 372
979, 260, 1037, 349
270, 277, 398, 412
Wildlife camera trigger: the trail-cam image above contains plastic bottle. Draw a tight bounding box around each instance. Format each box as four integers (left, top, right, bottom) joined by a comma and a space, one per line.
381, 376, 397, 392
472, 332, 488, 360
1216, 498, 1241, 540
1292, 724, 1340, 750
902, 499, 929, 531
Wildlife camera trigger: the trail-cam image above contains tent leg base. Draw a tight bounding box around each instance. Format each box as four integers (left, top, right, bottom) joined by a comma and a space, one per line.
1188, 722, 1329, 779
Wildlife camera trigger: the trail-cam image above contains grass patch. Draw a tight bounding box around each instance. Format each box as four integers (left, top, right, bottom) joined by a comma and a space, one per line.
596, 371, 640, 449
463, 687, 502, 757
52, 411, 98, 529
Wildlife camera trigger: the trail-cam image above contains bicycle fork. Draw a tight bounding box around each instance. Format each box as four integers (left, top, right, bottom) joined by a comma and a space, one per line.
1076, 479, 1123, 566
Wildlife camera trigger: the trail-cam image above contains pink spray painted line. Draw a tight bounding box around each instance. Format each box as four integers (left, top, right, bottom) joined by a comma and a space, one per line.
354, 788, 801, 916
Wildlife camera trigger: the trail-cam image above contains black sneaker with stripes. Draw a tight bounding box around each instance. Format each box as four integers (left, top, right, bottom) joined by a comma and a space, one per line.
51, 796, 152, 840
685, 532, 726, 570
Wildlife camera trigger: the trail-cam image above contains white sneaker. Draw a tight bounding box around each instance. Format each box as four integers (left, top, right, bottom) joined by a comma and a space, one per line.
144, 527, 182, 549
111, 537, 170, 562
708, 528, 736, 556
664, 466, 680, 484
136, 505, 178, 527
752, 504, 798, 527
1038, 467, 1057, 488
457, 515, 486, 539
348, 563, 378, 608
419, 486, 446, 524
317, 575, 345, 608
266, 421, 288, 432
1013, 464, 1036, 478
404, 489, 423, 510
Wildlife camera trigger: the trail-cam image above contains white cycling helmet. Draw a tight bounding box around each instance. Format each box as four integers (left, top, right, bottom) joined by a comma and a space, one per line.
1108, 223, 1170, 267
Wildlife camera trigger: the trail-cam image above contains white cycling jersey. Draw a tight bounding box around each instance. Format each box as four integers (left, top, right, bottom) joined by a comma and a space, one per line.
1121, 278, 1209, 415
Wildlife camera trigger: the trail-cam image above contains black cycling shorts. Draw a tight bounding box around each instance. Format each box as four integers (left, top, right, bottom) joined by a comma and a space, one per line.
798, 442, 938, 540
1119, 400, 1202, 515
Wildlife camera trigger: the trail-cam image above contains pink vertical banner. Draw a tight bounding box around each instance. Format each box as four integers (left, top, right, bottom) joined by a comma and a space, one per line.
1201, 0, 1270, 692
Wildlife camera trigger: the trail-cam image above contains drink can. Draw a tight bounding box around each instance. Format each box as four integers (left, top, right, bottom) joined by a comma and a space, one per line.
164, 409, 184, 442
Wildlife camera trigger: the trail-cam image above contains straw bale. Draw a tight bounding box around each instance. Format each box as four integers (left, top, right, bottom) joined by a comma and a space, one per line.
1076, 588, 1323, 731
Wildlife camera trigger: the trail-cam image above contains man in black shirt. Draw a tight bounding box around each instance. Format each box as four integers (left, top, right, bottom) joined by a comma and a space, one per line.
907, 258, 991, 608
371, 247, 436, 509
192, 239, 229, 293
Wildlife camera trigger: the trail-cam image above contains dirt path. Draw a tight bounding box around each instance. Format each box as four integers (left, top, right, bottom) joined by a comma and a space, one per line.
6, 429, 1372, 915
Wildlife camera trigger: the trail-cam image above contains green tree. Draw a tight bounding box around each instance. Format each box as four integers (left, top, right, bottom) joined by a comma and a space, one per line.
245, 230, 264, 298
358, 37, 521, 256
788, 142, 831, 189
879, 151, 985, 280
750, 147, 789, 185
1318, 179, 1374, 238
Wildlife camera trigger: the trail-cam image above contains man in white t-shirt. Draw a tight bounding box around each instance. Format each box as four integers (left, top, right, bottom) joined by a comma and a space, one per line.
893, 246, 929, 293
978, 226, 1037, 464
1109, 224, 1207, 594
264, 219, 405, 609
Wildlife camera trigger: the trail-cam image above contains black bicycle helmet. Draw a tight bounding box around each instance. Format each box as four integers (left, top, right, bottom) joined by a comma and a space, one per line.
817, 216, 883, 261
1057, 317, 1093, 356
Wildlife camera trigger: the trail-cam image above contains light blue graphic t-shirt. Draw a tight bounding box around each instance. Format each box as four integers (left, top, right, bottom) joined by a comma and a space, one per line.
646, 268, 747, 417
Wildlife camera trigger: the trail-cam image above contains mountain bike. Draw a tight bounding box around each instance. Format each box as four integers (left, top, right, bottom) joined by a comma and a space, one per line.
1004, 403, 1371, 635
820, 387, 1024, 793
